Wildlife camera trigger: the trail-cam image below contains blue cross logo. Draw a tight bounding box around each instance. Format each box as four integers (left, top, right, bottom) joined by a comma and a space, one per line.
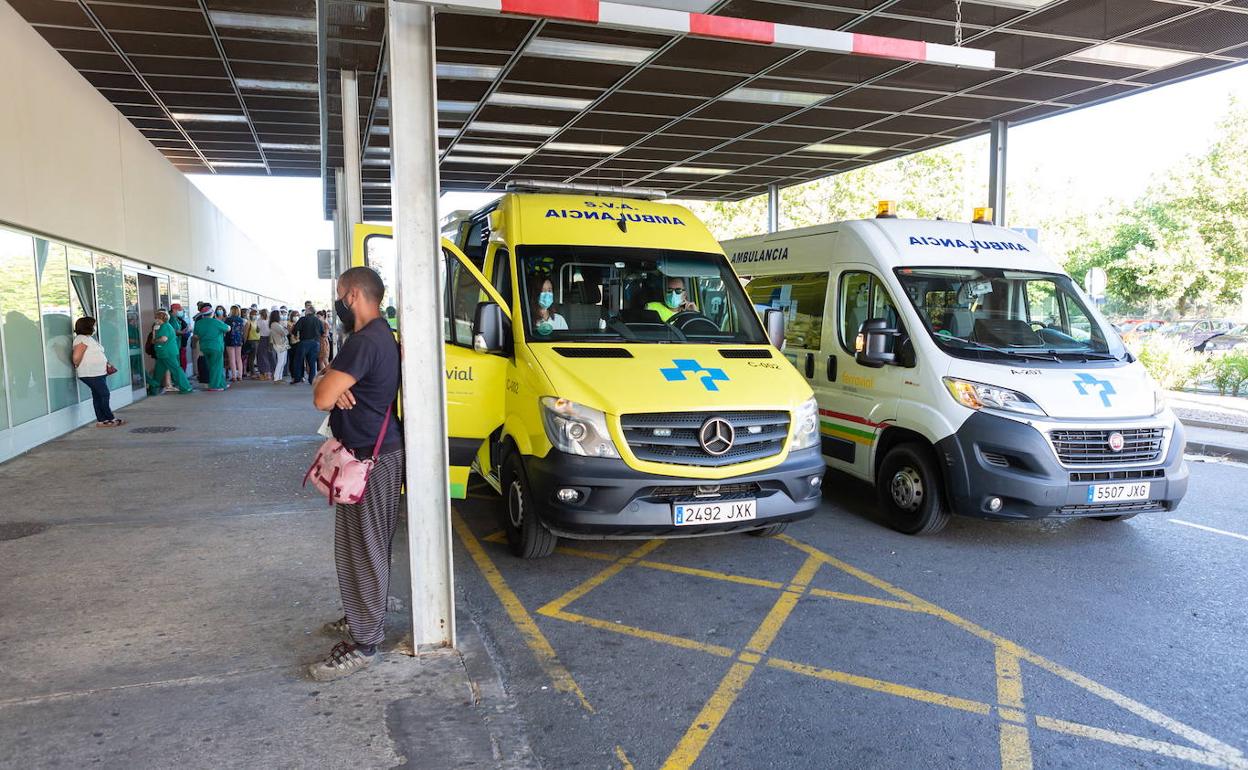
660, 359, 730, 392
1073, 372, 1115, 407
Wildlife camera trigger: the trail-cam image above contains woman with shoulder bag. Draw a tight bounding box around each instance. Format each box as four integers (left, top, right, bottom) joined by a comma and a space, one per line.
73, 317, 125, 427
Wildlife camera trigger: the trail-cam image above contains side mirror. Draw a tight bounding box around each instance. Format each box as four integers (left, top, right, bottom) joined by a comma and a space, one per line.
855, 318, 898, 368
764, 308, 786, 350
472, 302, 505, 353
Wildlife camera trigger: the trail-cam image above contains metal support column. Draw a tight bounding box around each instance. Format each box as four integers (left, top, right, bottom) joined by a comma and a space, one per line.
988, 120, 1007, 227
340, 70, 365, 257
766, 183, 780, 233
386, 0, 455, 650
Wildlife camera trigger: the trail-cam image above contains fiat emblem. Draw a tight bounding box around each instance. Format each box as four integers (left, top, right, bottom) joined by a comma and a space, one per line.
698, 417, 735, 456
1107, 431, 1125, 452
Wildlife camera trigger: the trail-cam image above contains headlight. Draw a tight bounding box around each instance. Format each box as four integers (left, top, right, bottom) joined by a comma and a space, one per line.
790, 397, 820, 451
943, 377, 1046, 417
1153, 389, 1167, 416
540, 397, 620, 458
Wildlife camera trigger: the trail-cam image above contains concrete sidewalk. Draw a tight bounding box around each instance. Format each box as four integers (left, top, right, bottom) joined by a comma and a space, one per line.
0, 383, 536, 769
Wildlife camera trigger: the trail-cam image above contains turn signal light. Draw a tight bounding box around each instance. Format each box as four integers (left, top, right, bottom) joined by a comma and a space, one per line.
876, 200, 897, 218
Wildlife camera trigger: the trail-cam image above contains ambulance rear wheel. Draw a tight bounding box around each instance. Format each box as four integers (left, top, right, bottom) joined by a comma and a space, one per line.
502, 454, 558, 559
877, 443, 950, 536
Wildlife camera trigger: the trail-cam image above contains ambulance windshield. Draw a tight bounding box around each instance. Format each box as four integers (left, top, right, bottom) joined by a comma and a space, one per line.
894, 267, 1128, 362
516, 245, 767, 344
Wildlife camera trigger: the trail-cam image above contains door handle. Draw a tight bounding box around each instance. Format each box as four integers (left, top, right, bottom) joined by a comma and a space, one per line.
826, 355, 837, 382
804, 352, 814, 378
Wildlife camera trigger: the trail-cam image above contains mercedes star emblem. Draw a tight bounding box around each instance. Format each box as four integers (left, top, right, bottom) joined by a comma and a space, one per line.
699, 417, 735, 456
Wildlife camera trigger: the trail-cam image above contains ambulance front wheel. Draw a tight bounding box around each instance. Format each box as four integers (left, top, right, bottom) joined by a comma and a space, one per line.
502, 454, 558, 559
878, 443, 950, 536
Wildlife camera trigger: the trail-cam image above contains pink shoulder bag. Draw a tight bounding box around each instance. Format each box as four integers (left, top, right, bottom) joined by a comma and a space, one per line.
303, 405, 392, 505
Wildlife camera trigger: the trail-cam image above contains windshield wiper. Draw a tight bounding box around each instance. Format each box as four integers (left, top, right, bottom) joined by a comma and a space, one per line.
939, 333, 1060, 362
1053, 351, 1124, 362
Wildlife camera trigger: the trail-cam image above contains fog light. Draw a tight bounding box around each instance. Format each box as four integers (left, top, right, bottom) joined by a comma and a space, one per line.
987, 496, 1003, 512
556, 488, 581, 504
809, 475, 822, 488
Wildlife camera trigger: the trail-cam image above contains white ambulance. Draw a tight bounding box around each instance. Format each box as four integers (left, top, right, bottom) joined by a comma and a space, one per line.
725, 211, 1188, 534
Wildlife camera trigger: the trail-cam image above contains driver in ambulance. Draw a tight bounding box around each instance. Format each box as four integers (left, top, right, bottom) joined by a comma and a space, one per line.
645, 276, 698, 321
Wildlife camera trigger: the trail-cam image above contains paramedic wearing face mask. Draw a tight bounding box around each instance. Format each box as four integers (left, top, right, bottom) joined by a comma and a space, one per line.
645, 276, 698, 322
532, 278, 568, 337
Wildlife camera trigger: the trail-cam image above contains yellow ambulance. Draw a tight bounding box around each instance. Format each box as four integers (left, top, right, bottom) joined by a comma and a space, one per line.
354, 182, 824, 558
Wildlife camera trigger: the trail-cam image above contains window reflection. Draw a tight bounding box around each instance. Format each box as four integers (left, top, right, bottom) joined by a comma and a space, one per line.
0, 230, 49, 425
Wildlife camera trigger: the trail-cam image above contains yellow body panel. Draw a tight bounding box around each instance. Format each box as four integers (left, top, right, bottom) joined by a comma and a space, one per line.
352, 189, 816, 497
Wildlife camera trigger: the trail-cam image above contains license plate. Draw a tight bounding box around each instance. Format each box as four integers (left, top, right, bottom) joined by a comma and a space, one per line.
673, 499, 757, 526
1086, 482, 1151, 504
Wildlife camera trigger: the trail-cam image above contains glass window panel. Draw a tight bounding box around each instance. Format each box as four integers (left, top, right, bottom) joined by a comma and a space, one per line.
745, 272, 829, 350
365, 235, 397, 314
68, 270, 98, 401
36, 239, 77, 412
158, 276, 170, 310
94, 253, 128, 391
67, 246, 93, 272
0, 230, 49, 425
839, 272, 873, 353
124, 271, 143, 390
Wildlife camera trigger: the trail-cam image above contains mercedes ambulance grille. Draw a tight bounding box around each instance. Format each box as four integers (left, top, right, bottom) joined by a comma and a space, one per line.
620, 411, 790, 467
1049, 427, 1165, 466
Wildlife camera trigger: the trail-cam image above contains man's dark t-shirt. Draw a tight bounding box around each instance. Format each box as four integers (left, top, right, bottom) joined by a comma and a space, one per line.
294, 314, 323, 343
329, 318, 402, 455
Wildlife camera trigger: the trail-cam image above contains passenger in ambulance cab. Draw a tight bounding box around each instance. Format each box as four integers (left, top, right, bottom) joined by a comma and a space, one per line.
645, 276, 698, 321
531, 277, 568, 337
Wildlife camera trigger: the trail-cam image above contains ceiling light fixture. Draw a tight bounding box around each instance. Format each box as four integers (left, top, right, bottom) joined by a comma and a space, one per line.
437, 100, 477, 113
453, 143, 534, 156
724, 87, 826, 107
437, 63, 503, 80
260, 142, 319, 151
443, 155, 523, 166
524, 37, 654, 65
207, 11, 316, 34
209, 161, 266, 168
365, 146, 391, 155
488, 92, 593, 111
666, 165, 731, 175
370, 125, 390, 135
468, 121, 560, 136
236, 78, 318, 93
1068, 42, 1197, 69
805, 143, 884, 155
545, 142, 625, 154
171, 112, 248, 123
363, 158, 390, 166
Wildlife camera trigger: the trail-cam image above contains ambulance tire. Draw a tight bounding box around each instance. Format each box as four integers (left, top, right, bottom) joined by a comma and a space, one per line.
502, 454, 558, 559
747, 523, 788, 537
877, 443, 950, 536
1092, 513, 1138, 522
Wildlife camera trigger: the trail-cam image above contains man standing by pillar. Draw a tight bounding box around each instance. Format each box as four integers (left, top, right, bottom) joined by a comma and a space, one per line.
290, 307, 324, 384
308, 267, 404, 680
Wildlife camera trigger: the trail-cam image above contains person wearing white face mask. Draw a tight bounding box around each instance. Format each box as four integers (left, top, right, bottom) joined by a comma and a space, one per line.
531, 278, 567, 337
269, 310, 290, 384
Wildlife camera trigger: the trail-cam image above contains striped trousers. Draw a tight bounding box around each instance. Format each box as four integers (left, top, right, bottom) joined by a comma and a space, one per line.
334, 448, 405, 647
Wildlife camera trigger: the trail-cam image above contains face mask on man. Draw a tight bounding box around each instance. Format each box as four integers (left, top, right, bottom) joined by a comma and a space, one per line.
334, 293, 356, 330
665, 289, 684, 309
538, 291, 554, 309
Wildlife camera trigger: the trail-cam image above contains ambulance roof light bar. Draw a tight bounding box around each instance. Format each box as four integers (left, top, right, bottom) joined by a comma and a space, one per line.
505, 179, 668, 200
876, 200, 898, 219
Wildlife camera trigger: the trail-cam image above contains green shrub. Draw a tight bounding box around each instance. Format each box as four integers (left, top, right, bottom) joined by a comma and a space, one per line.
1210, 351, 1248, 396
1132, 335, 1208, 391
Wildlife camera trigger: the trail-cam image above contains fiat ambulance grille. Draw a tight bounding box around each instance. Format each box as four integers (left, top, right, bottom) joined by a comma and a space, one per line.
1049, 427, 1165, 466
620, 411, 790, 467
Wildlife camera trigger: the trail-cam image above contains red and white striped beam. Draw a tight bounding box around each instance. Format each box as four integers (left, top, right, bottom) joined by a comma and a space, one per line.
400, 0, 995, 70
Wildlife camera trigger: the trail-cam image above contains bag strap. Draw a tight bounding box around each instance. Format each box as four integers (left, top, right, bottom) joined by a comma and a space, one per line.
371, 403, 393, 459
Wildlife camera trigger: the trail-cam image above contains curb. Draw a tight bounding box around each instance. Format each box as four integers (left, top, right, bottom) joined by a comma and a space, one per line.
1179, 418, 1248, 434
1184, 440, 1248, 464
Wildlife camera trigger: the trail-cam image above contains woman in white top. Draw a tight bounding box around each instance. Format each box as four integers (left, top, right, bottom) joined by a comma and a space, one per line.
255, 309, 274, 380
72, 316, 124, 427
269, 312, 291, 385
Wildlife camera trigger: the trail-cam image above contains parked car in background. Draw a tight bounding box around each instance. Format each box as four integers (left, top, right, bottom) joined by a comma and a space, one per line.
1116, 319, 1163, 344
1157, 319, 1237, 350
1198, 323, 1248, 354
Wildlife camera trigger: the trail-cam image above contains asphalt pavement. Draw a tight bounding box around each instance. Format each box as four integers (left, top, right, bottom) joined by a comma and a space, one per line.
453, 458, 1248, 770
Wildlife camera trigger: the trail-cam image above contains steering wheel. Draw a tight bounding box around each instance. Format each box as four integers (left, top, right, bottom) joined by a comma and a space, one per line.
668, 310, 720, 335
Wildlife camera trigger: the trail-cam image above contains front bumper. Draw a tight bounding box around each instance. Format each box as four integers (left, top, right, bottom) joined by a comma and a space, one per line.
525, 447, 826, 539
935, 411, 1188, 520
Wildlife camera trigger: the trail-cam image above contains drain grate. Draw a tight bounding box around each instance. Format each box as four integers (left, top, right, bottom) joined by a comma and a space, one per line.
130, 426, 177, 434
0, 522, 49, 542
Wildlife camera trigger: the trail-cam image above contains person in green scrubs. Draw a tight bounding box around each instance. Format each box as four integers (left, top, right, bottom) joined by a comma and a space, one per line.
193, 308, 231, 391
152, 310, 194, 394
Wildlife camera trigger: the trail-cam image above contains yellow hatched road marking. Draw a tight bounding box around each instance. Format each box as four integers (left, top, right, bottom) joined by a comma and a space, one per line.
546, 610, 735, 658
767, 657, 993, 715
451, 513, 595, 713
1034, 717, 1248, 770
614, 745, 635, 769
637, 560, 786, 590
995, 647, 1033, 769
660, 662, 755, 770
537, 540, 665, 617
806, 587, 925, 612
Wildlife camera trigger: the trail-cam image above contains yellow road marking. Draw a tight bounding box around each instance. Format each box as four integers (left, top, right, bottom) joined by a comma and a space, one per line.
660, 662, 755, 770
537, 540, 665, 617
807, 587, 925, 612
555, 545, 618, 561
1034, 716, 1248, 770
482, 530, 506, 544
994, 645, 1034, 770
999, 724, 1034, 770
778, 533, 1244, 762
767, 657, 993, 715
614, 745, 635, 770
547, 610, 734, 658
637, 560, 786, 590
995, 647, 1025, 709
451, 512, 595, 714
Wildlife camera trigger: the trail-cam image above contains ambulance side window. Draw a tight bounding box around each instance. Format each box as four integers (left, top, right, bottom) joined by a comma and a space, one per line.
839, 272, 900, 354
742, 272, 828, 350
491, 248, 512, 310
444, 251, 485, 348
462, 219, 486, 267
